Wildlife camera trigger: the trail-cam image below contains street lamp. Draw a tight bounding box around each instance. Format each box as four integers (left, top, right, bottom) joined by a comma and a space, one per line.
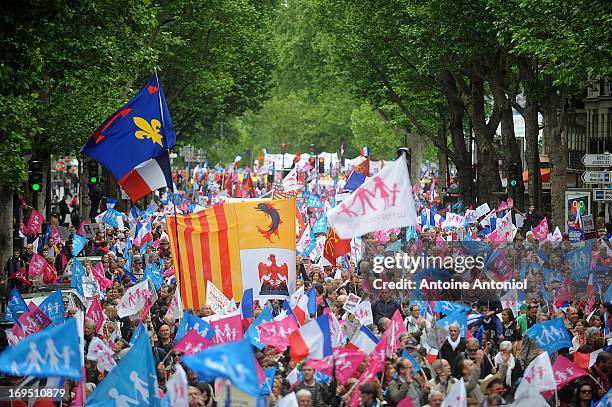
281, 143, 287, 178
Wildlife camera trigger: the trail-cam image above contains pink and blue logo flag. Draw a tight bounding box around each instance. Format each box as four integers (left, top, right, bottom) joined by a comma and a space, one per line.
526, 318, 573, 354
5, 287, 28, 325
175, 311, 215, 342
182, 340, 263, 396
39, 289, 65, 326
0, 318, 81, 379
88, 328, 161, 406
246, 307, 273, 350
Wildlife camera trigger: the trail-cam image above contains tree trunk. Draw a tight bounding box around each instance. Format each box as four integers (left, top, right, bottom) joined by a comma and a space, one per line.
442, 72, 475, 206
0, 185, 13, 268
523, 97, 543, 212
492, 83, 526, 210
462, 76, 502, 206
542, 87, 568, 229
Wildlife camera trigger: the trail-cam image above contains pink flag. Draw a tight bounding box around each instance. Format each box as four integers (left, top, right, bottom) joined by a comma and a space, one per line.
497, 200, 509, 212
86, 297, 105, 333
163, 265, 175, 277
532, 217, 549, 240
305, 348, 365, 384
22, 302, 52, 336
92, 262, 113, 291
28, 253, 52, 278
435, 235, 448, 250
397, 397, 414, 407
209, 313, 244, 344
507, 197, 514, 208
51, 224, 62, 243
175, 329, 210, 355
554, 277, 574, 308
383, 309, 408, 355
78, 221, 87, 236
259, 315, 299, 351
552, 355, 587, 389
25, 209, 44, 235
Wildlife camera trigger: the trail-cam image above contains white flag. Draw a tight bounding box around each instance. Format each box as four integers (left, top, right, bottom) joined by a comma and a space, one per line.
512, 389, 551, 407
87, 336, 117, 372
354, 300, 374, 326
514, 352, 556, 399
117, 278, 157, 318
328, 153, 416, 239
442, 378, 467, 407
165, 288, 184, 320
282, 167, 299, 191
167, 363, 189, 407
551, 226, 563, 242
277, 392, 299, 407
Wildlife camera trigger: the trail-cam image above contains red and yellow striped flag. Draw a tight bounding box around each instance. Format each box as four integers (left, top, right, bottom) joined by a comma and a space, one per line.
166, 198, 296, 309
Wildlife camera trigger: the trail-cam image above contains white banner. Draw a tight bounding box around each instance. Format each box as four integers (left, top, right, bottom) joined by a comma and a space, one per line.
328, 153, 417, 239
206, 281, 232, 315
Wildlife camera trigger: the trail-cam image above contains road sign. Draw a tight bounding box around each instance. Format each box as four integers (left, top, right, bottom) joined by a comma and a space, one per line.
593, 188, 612, 201
55, 161, 66, 171
582, 171, 612, 184
582, 153, 612, 167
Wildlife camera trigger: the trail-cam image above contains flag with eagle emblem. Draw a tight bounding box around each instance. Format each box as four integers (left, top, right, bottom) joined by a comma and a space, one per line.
166, 198, 296, 308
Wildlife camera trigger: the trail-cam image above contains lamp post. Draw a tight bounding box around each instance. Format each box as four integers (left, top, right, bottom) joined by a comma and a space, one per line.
281, 143, 287, 180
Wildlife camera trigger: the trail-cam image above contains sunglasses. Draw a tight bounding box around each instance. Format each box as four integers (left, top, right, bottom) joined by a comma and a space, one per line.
580, 389, 592, 394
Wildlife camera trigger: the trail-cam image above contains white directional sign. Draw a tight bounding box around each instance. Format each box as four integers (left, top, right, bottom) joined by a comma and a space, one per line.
593, 189, 612, 201
582, 171, 612, 184
582, 153, 612, 167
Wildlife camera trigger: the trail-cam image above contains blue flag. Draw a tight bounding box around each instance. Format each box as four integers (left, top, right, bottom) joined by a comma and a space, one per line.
246, 307, 273, 350
143, 262, 163, 290
101, 208, 122, 228
434, 301, 471, 315
312, 214, 328, 234
88, 329, 161, 407
526, 318, 573, 353
71, 258, 86, 297
437, 311, 468, 337
261, 367, 277, 395
140, 240, 152, 255
241, 288, 254, 319
39, 289, 65, 326
401, 350, 422, 374
596, 388, 612, 406
71, 233, 88, 256
81, 75, 176, 182
5, 287, 28, 324
567, 241, 593, 280
175, 311, 215, 342
0, 318, 81, 379
344, 170, 366, 191
307, 195, 324, 209
306, 287, 317, 315
129, 323, 148, 347
182, 340, 263, 396
604, 284, 612, 303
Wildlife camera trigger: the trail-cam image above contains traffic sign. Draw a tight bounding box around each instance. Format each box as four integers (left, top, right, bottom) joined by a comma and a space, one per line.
55, 160, 66, 171
582, 153, 612, 167
593, 188, 612, 201
581, 171, 612, 184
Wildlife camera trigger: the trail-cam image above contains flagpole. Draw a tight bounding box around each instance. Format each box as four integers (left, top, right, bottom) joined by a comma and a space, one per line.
153, 68, 184, 306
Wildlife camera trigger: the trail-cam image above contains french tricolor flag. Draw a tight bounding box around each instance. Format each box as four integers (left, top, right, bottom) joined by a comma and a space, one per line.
134, 220, 153, 246
290, 287, 315, 325
347, 326, 379, 355
118, 150, 173, 202
289, 315, 332, 363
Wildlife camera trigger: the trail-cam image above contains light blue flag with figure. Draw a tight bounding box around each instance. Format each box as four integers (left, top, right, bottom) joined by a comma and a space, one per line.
567, 240, 593, 280
71, 233, 88, 256
129, 323, 148, 347
434, 301, 471, 315
71, 258, 86, 297
0, 318, 81, 379
312, 214, 328, 234
245, 307, 273, 350
596, 388, 612, 406
5, 287, 28, 325
88, 329, 161, 407
526, 318, 573, 354
175, 311, 215, 342
437, 310, 468, 337
182, 340, 263, 396
307, 195, 324, 209
401, 350, 422, 373
143, 263, 163, 290
101, 208, 122, 228
39, 289, 65, 325
261, 367, 277, 395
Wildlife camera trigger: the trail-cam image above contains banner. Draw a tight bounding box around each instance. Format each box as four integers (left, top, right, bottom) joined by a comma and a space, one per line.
166, 198, 296, 308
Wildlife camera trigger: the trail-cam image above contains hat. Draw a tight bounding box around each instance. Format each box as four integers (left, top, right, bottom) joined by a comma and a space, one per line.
520, 303, 529, 310
480, 374, 501, 394
406, 338, 419, 348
